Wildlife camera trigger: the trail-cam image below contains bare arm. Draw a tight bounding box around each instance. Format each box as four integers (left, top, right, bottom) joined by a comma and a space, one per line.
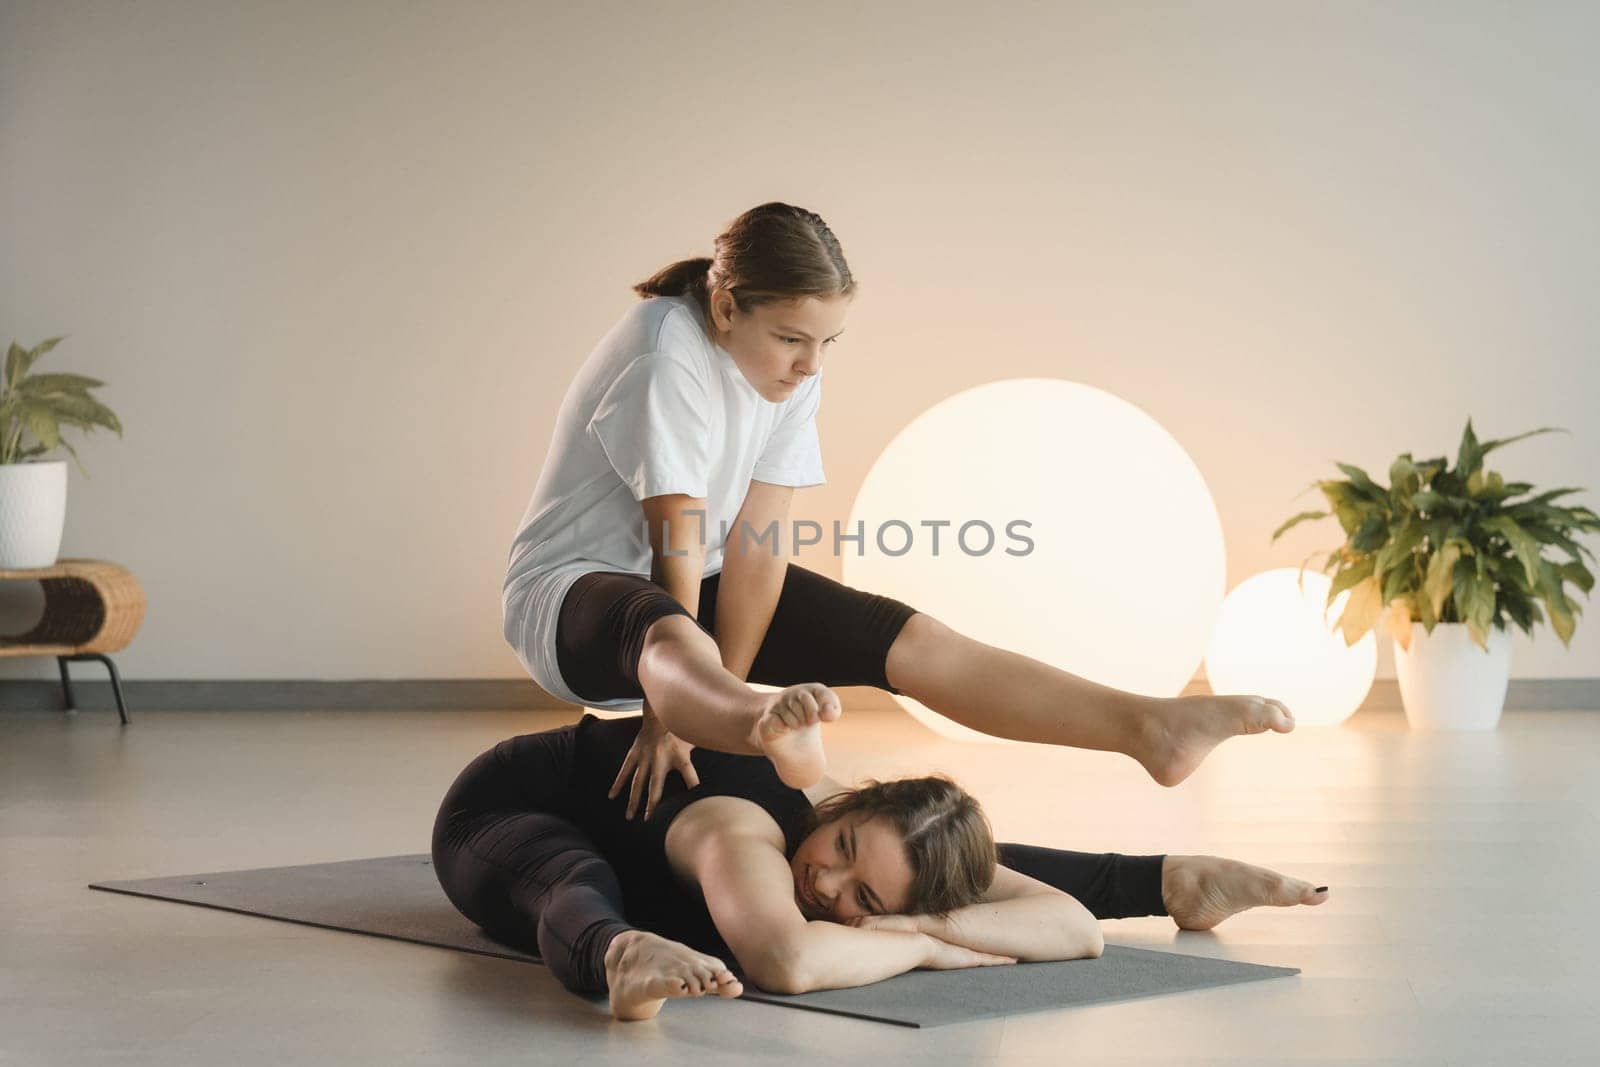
668, 797, 1015, 994
713, 480, 795, 681
855, 864, 1104, 962
640, 492, 710, 614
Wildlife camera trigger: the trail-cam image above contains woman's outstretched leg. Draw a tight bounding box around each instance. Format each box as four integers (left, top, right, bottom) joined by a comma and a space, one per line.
996, 843, 1169, 920
997, 842, 1330, 929
884, 613, 1296, 787
696, 563, 1295, 788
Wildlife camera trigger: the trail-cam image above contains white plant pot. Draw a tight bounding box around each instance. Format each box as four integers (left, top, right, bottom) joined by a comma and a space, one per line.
0, 459, 69, 569
1393, 620, 1512, 731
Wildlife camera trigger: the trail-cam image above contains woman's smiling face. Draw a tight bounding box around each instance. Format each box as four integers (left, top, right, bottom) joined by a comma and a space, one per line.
703, 292, 850, 404
789, 813, 914, 922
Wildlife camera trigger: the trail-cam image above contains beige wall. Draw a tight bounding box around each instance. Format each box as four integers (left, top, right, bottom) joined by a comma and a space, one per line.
3, 0, 1597, 689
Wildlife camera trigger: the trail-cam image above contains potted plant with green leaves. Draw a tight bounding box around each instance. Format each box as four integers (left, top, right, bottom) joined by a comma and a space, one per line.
0, 336, 123, 569
1271, 417, 1599, 731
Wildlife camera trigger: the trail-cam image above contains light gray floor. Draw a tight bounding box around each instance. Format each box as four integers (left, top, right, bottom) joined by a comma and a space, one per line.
2, 702, 1596, 1065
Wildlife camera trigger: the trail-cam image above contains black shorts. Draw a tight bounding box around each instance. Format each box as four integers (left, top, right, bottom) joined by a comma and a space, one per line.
554, 563, 921, 704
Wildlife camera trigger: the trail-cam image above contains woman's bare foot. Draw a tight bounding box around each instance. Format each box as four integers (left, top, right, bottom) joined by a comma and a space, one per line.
751, 683, 842, 789
1135, 694, 1295, 788
603, 929, 744, 1021
1161, 854, 1330, 931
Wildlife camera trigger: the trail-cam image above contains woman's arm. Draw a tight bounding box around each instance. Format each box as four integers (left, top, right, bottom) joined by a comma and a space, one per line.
713, 480, 795, 681
668, 797, 1015, 994
854, 864, 1105, 962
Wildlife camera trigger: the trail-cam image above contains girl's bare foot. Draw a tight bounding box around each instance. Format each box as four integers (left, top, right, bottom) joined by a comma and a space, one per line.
1135, 694, 1295, 787
603, 929, 744, 1021
1161, 854, 1330, 930
751, 683, 842, 789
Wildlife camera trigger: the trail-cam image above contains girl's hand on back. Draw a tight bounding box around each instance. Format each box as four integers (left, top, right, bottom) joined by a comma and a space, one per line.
610, 701, 701, 820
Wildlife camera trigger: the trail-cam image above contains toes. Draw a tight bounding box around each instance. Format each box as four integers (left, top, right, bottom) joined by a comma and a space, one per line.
1259, 698, 1294, 733
1275, 876, 1317, 906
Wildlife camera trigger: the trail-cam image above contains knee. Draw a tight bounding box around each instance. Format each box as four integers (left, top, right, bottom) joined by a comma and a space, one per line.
887, 611, 947, 662
637, 613, 709, 677
884, 612, 958, 692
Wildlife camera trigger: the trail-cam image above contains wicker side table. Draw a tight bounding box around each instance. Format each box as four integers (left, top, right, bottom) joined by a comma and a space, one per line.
0, 557, 145, 723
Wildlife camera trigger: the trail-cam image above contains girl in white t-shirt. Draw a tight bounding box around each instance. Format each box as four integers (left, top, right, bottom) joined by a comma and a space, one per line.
503, 202, 1298, 817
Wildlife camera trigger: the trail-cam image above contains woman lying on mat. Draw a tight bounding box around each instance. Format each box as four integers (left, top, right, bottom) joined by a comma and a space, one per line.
431, 702, 1330, 1021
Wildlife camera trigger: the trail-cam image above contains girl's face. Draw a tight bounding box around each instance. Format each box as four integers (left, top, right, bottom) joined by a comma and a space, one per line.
789, 814, 914, 922
705, 292, 851, 403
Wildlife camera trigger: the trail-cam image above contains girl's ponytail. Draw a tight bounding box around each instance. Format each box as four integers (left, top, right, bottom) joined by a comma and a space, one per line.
630, 203, 854, 318
631, 256, 713, 301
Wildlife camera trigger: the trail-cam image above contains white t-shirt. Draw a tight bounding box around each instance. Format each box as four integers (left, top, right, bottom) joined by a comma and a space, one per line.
502, 293, 826, 709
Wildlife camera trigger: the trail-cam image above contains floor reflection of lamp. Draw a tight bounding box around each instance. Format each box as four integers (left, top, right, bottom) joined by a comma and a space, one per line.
843, 378, 1227, 743
1204, 567, 1377, 727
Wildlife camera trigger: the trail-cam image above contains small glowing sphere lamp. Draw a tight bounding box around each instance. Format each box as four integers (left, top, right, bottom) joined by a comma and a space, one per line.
1203, 567, 1376, 727
842, 379, 1227, 743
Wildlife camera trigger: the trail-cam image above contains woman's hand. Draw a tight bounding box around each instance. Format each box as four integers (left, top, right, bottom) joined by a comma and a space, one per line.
850, 916, 1017, 968
918, 932, 1017, 971
609, 702, 701, 820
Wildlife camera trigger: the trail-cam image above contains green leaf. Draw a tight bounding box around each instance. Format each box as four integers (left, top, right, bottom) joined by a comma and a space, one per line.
1479, 425, 1566, 462
1388, 453, 1418, 497
1270, 509, 1330, 543
1508, 487, 1585, 512
5, 343, 28, 392
1320, 481, 1368, 535
1537, 559, 1577, 646
1382, 557, 1418, 602
1456, 418, 1483, 480
1350, 513, 1389, 553
17, 372, 107, 396
19, 393, 121, 435
1332, 575, 1384, 645
1329, 554, 1377, 600
1424, 541, 1463, 620
1374, 519, 1422, 569
1481, 514, 1545, 588
1451, 556, 1477, 627
23, 408, 60, 451
13, 336, 66, 385
1559, 560, 1594, 595
1335, 462, 1387, 502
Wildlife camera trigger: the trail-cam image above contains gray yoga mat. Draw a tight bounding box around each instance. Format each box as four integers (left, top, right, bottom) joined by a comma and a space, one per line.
89, 853, 1300, 1028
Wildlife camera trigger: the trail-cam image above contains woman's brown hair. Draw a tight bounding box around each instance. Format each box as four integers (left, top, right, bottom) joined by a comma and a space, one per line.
632, 201, 856, 320
802, 775, 998, 916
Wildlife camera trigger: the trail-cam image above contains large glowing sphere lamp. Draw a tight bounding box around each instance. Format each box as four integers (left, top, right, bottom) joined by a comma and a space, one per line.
842, 379, 1227, 742
1204, 567, 1376, 727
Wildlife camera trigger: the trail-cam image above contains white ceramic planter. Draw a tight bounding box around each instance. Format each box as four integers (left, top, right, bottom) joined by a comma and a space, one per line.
1393, 620, 1512, 731
0, 459, 68, 569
